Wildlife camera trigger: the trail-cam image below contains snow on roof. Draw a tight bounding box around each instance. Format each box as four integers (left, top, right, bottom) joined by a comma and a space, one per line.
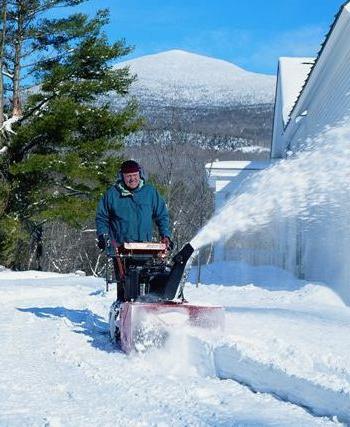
278, 57, 315, 126
206, 160, 273, 172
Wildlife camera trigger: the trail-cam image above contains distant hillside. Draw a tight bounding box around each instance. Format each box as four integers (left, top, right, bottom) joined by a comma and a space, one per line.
114, 49, 276, 107
110, 50, 276, 159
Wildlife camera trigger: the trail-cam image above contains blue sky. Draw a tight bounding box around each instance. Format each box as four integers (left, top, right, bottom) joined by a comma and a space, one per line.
61, 0, 345, 75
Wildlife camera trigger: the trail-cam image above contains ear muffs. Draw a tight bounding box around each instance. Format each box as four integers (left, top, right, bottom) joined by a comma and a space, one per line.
116, 166, 147, 182
139, 166, 148, 180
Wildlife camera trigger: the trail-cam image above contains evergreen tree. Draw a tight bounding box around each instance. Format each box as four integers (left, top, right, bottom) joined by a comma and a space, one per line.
0, 1, 141, 268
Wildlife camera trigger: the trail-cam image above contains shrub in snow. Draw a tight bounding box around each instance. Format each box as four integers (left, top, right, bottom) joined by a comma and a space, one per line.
75, 270, 86, 277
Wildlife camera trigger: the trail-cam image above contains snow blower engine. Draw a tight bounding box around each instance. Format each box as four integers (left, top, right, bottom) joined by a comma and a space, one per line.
107, 241, 225, 353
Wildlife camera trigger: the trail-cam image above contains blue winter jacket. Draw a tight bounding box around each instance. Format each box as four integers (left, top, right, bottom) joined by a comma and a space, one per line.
95, 180, 170, 247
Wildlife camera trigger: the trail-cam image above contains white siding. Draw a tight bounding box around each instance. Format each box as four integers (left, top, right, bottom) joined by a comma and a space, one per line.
272, 58, 314, 158
206, 161, 274, 263
270, 3, 350, 304
271, 69, 285, 158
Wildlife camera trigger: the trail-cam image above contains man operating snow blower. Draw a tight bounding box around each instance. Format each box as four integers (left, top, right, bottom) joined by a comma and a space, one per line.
95, 160, 224, 353
95, 160, 172, 298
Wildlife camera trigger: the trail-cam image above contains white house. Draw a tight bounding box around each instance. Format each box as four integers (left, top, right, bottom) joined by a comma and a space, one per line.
206, 160, 274, 262
207, 2, 350, 303
270, 1, 350, 303
272, 2, 350, 157
271, 57, 315, 158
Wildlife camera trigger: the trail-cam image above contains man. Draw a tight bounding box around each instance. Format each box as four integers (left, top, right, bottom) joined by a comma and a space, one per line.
95, 160, 171, 252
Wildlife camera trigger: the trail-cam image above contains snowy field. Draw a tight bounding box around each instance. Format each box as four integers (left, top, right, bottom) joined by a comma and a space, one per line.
1, 264, 349, 426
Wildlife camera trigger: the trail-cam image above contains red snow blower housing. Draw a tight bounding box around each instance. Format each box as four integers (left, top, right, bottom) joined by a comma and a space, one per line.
108, 242, 225, 353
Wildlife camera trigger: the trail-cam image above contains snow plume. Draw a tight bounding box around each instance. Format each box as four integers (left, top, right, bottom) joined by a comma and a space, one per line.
191, 123, 350, 250
134, 317, 199, 378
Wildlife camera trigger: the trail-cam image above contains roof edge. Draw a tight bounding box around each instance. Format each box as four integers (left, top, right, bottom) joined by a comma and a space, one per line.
283, 1, 350, 130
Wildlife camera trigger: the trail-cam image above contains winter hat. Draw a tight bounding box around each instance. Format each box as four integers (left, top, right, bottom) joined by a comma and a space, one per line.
120, 160, 141, 174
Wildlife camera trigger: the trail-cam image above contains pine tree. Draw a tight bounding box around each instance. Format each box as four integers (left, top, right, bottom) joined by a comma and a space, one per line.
0, 2, 141, 268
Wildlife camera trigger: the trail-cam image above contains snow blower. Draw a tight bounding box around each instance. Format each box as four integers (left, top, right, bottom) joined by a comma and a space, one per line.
107, 241, 224, 353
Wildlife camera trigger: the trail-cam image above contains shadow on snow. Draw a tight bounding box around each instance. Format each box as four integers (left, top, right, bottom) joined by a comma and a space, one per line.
17, 306, 122, 353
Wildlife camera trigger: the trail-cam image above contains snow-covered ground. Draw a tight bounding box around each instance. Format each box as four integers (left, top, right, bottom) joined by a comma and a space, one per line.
1, 264, 349, 426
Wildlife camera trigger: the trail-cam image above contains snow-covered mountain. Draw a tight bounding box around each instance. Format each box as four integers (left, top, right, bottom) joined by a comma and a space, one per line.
115, 50, 276, 107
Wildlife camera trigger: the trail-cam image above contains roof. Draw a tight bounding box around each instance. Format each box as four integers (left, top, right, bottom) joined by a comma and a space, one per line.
285, 1, 350, 129
205, 160, 274, 172
278, 57, 315, 126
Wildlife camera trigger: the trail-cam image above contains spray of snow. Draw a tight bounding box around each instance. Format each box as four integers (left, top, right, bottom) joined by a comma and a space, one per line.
134, 318, 200, 378
191, 124, 350, 250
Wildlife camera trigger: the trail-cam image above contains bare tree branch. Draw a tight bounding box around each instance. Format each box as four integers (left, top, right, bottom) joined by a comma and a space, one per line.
0, 0, 8, 126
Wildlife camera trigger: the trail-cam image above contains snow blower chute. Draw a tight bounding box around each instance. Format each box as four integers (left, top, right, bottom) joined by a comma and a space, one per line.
108, 242, 224, 353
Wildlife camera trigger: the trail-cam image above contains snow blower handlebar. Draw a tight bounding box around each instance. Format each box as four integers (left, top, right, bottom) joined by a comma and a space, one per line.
110, 239, 126, 281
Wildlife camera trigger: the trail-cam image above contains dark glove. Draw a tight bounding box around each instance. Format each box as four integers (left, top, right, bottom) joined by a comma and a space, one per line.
97, 235, 106, 251
161, 236, 174, 250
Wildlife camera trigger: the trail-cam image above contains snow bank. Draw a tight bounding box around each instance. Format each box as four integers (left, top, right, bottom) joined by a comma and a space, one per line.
189, 260, 304, 290
185, 272, 350, 423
